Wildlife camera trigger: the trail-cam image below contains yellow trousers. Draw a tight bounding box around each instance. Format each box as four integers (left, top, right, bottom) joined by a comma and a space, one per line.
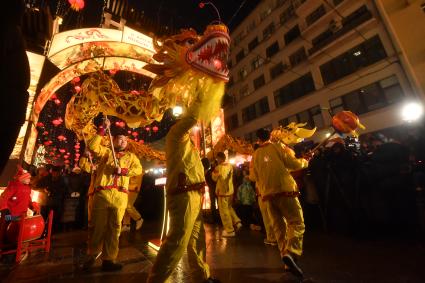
123, 191, 142, 225
265, 196, 305, 257
147, 191, 210, 283
88, 189, 128, 260
258, 196, 276, 242
218, 196, 241, 233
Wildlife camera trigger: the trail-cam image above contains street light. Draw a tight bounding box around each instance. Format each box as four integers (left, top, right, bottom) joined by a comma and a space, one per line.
401, 101, 423, 122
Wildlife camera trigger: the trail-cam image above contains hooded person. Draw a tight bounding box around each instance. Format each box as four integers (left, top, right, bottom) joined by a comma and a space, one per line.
83, 119, 143, 272
0, 167, 39, 244
212, 152, 242, 237
251, 128, 310, 278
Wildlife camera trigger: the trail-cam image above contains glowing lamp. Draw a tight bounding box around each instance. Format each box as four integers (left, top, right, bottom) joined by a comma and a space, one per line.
36, 122, 44, 127
401, 102, 423, 122
145, 127, 150, 131
152, 126, 159, 132
132, 132, 138, 137
74, 85, 81, 92
172, 106, 183, 117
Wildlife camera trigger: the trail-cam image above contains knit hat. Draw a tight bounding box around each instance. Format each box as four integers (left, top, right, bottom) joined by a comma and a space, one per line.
15, 167, 31, 183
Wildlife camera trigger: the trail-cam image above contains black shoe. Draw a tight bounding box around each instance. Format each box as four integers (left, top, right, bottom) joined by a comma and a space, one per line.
101, 260, 123, 272
203, 277, 221, 283
282, 254, 303, 278
81, 255, 96, 271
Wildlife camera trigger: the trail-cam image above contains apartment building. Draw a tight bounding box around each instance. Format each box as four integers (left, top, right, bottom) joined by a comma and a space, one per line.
224, 0, 422, 142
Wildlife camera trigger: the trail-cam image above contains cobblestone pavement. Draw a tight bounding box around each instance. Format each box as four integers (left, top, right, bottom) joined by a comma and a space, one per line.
1, 222, 424, 283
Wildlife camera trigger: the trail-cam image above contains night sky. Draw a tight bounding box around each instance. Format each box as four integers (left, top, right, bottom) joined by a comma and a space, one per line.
56, 0, 260, 34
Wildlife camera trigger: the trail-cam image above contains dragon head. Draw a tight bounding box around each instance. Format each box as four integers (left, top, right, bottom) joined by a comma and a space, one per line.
271, 122, 317, 145
146, 23, 230, 86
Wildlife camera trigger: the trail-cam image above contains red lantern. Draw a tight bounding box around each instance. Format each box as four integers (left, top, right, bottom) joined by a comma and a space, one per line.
74, 85, 81, 93
54, 99, 61, 105
72, 77, 81, 84
199, 2, 205, 8
43, 131, 49, 135
52, 119, 62, 126
127, 130, 132, 134
64, 155, 69, 159
6, 215, 45, 243
145, 127, 150, 131
119, 121, 125, 128
59, 149, 66, 153
51, 93, 57, 100
64, 160, 70, 164
36, 122, 44, 127
74, 144, 80, 149
75, 153, 80, 157
139, 139, 144, 144
132, 132, 138, 137
109, 69, 117, 75
43, 141, 50, 146
152, 126, 159, 132
57, 135, 66, 141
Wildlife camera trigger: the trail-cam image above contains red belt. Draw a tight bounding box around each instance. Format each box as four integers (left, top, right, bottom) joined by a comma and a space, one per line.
94, 185, 129, 194
262, 191, 300, 201
168, 182, 206, 195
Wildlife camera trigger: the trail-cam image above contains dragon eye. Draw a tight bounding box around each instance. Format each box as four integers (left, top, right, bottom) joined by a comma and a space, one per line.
185, 38, 195, 46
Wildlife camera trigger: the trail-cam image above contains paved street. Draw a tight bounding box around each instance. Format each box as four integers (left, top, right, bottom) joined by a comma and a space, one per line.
1, 222, 424, 283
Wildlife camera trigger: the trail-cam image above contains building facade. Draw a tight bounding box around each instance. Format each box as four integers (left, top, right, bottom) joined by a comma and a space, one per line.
224, 0, 423, 142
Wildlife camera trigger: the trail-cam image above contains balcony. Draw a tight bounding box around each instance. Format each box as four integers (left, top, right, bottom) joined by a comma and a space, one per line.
308, 8, 373, 56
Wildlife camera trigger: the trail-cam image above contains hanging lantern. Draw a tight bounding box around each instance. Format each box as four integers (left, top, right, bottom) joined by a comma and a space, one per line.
75, 153, 81, 158
64, 160, 70, 164
57, 135, 66, 141
68, 0, 85, 11
64, 155, 69, 159
74, 85, 81, 93
74, 144, 80, 149
119, 121, 125, 128
43, 131, 49, 135
51, 93, 57, 100
127, 130, 132, 134
139, 139, 144, 144
36, 122, 44, 128
152, 126, 159, 132
72, 77, 81, 84
132, 132, 138, 137
54, 99, 61, 105
59, 149, 66, 153
109, 69, 117, 75
145, 127, 150, 131
52, 119, 62, 127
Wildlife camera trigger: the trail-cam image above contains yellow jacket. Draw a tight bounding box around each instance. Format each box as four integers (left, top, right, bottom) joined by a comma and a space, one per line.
79, 156, 97, 196
212, 163, 234, 196
88, 135, 143, 192
165, 115, 205, 194
128, 174, 143, 192
252, 142, 308, 198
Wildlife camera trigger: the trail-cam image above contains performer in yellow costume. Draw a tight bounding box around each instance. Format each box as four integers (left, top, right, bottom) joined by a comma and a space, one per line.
79, 150, 97, 224
212, 152, 241, 237
251, 128, 310, 278
83, 119, 143, 272
122, 174, 144, 232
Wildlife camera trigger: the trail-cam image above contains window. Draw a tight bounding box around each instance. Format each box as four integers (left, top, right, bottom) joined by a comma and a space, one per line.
242, 97, 270, 123
238, 67, 248, 81
279, 105, 324, 129
270, 62, 287, 79
289, 47, 307, 66
260, 7, 272, 21
234, 32, 244, 46
266, 41, 279, 58
306, 5, 326, 26
263, 22, 276, 39
253, 75, 266, 90
280, 5, 295, 25
251, 56, 264, 71
247, 20, 256, 33
274, 73, 315, 108
284, 25, 300, 45
227, 59, 233, 69
239, 84, 250, 98
309, 5, 372, 55
236, 50, 245, 63
226, 114, 239, 131
320, 35, 387, 85
329, 75, 403, 115
248, 37, 259, 51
